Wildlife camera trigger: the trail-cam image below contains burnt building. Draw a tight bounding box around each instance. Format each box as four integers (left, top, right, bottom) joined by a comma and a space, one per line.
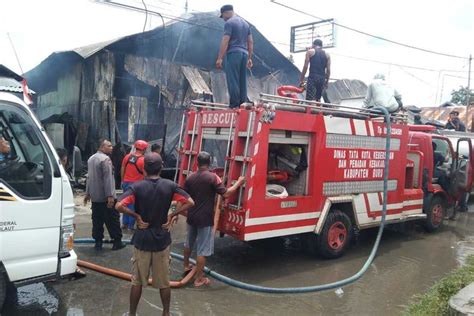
25, 12, 300, 158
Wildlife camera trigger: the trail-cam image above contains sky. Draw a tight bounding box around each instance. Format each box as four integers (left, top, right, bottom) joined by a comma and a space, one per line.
0, 0, 472, 106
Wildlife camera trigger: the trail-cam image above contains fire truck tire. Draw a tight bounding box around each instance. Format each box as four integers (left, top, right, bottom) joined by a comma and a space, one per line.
424, 196, 445, 232
317, 210, 353, 259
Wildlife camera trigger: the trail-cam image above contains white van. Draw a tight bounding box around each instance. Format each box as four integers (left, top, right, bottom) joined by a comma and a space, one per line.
0, 80, 77, 309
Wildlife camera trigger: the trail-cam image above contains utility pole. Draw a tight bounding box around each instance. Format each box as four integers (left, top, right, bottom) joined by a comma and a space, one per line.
467, 54, 472, 129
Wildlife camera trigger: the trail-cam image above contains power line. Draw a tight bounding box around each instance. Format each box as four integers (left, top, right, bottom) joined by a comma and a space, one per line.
140, 3, 471, 75
6, 33, 24, 74
96, 1, 470, 76
270, 0, 469, 60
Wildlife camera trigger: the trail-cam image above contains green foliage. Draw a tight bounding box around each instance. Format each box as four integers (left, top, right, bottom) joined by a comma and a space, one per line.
404, 256, 474, 316
450, 86, 474, 105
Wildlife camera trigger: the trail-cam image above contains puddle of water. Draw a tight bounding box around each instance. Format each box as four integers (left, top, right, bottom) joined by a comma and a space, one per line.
7, 283, 59, 315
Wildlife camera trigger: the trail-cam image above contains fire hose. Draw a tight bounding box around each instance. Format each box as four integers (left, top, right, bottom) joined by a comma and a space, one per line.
277, 85, 305, 99
75, 107, 392, 293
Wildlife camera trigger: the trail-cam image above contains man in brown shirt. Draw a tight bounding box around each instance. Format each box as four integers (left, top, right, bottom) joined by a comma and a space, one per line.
183, 151, 245, 286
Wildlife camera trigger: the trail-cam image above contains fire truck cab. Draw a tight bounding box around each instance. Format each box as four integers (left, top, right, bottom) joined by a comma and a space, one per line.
177, 94, 473, 259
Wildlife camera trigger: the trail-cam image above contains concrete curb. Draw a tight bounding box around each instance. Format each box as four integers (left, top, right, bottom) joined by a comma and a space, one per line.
449, 282, 474, 315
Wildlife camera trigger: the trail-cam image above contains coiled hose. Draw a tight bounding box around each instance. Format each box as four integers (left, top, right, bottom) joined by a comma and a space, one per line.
75, 106, 391, 293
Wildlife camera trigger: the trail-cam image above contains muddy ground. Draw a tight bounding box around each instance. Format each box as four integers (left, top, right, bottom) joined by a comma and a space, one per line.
3, 193, 474, 315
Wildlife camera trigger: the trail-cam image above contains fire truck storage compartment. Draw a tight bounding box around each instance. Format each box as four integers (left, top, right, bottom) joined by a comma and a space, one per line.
266, 130, 310, 197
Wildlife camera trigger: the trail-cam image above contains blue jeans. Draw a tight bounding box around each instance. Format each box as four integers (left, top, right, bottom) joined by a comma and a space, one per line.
122, 182, 136, 229
225, 51, 248, 108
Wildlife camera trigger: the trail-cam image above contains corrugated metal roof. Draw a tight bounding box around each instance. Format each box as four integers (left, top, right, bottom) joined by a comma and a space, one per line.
69, 37, 125, 59
421, 105, 473, 129
0, 77, 35, 94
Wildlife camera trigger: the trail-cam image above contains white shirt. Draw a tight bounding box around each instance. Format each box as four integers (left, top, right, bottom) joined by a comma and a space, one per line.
364, 79, 401, 113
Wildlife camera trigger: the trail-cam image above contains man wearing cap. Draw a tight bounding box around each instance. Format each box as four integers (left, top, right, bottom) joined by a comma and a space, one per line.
216, 4, 253, 108
120, 140, 148, 230
116, 153, 194, 316
85, 139, 125, 251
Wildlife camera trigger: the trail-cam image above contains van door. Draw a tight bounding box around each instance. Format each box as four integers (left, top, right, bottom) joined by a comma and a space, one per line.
454, 138, 474, 194
0, 100, 62, 282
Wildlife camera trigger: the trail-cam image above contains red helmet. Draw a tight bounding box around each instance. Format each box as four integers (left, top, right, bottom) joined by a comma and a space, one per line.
134, 140, 148, 151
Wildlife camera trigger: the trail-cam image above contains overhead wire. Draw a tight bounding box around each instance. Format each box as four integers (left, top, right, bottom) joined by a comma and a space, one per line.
130, 2, 470, 75
6, 33, 24, 75
270, 0, 469, 60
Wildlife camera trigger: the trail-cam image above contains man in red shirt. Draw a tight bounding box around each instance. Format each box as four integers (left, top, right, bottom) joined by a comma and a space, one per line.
120, 140, 148, 230
183, 151, 245, 287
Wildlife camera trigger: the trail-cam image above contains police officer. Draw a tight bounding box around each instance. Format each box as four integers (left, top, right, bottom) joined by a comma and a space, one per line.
120, 140, 148, 230
84, 139, 125, 251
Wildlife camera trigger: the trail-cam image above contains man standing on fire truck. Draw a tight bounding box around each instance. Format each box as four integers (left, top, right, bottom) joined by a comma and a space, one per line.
216, 4, 254, 108
300, 39, 331, 102
121, 140, 148, 230
183, 151, 245, 286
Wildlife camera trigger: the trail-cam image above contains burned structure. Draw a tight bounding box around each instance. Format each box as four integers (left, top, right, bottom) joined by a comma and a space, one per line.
25, 13, 300, 159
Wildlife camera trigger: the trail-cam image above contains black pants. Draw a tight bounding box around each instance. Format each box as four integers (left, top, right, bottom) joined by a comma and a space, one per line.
91, 202, 122, 242
306, 76, 325, 102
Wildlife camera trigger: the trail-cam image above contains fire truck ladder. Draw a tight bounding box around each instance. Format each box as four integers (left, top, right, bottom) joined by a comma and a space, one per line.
189, 100, 255, 211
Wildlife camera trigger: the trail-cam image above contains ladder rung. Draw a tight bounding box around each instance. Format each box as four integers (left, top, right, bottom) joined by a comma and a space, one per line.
188, 130, 198, 135
182, 170, 192, 175
234, 156, 251, 162
238, 131, 252, 137
184, 150, 197, 155
228, 204, 242, 211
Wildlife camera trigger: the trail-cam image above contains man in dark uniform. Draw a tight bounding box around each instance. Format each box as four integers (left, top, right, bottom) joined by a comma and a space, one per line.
300, 39, 331, 102
84, 139, 125, 251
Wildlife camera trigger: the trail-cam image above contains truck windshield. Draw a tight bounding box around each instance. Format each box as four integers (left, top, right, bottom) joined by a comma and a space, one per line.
0, 102, 53, 199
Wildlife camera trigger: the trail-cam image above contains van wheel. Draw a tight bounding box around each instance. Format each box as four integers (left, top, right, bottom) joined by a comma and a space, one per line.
0, 272, 6, 312
317, 210, 353, 259
424, 196, 445, 232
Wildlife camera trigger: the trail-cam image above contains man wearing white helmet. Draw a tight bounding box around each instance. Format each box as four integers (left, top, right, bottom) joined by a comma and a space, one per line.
363, 73, 403, 113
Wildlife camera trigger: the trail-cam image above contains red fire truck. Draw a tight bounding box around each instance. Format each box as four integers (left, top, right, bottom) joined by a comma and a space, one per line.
177, 94, 473, 259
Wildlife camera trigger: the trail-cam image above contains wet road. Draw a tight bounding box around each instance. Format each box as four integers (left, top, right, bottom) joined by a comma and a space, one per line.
3, 201, 474, 315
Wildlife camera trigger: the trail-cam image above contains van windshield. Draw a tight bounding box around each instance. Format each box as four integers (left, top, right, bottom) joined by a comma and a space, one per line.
0, 101, 53, 199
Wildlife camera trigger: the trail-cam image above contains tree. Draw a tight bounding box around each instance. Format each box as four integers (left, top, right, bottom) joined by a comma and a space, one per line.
450, 86, 474, 105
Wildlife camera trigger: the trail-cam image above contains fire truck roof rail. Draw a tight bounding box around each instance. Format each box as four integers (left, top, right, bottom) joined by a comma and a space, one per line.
259, 93, 408, 123
190, 100, 229, 109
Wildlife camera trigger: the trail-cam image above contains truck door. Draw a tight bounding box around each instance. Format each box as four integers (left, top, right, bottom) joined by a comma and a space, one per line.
0, 100, 62, 282
454, 138, 474, 193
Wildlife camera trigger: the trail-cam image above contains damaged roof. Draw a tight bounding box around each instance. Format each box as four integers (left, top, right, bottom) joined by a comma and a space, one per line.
25, 12, 300, 93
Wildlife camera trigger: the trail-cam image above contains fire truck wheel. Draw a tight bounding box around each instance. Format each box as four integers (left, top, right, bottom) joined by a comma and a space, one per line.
317, 210, 353, 259
424, 196, 445, 232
